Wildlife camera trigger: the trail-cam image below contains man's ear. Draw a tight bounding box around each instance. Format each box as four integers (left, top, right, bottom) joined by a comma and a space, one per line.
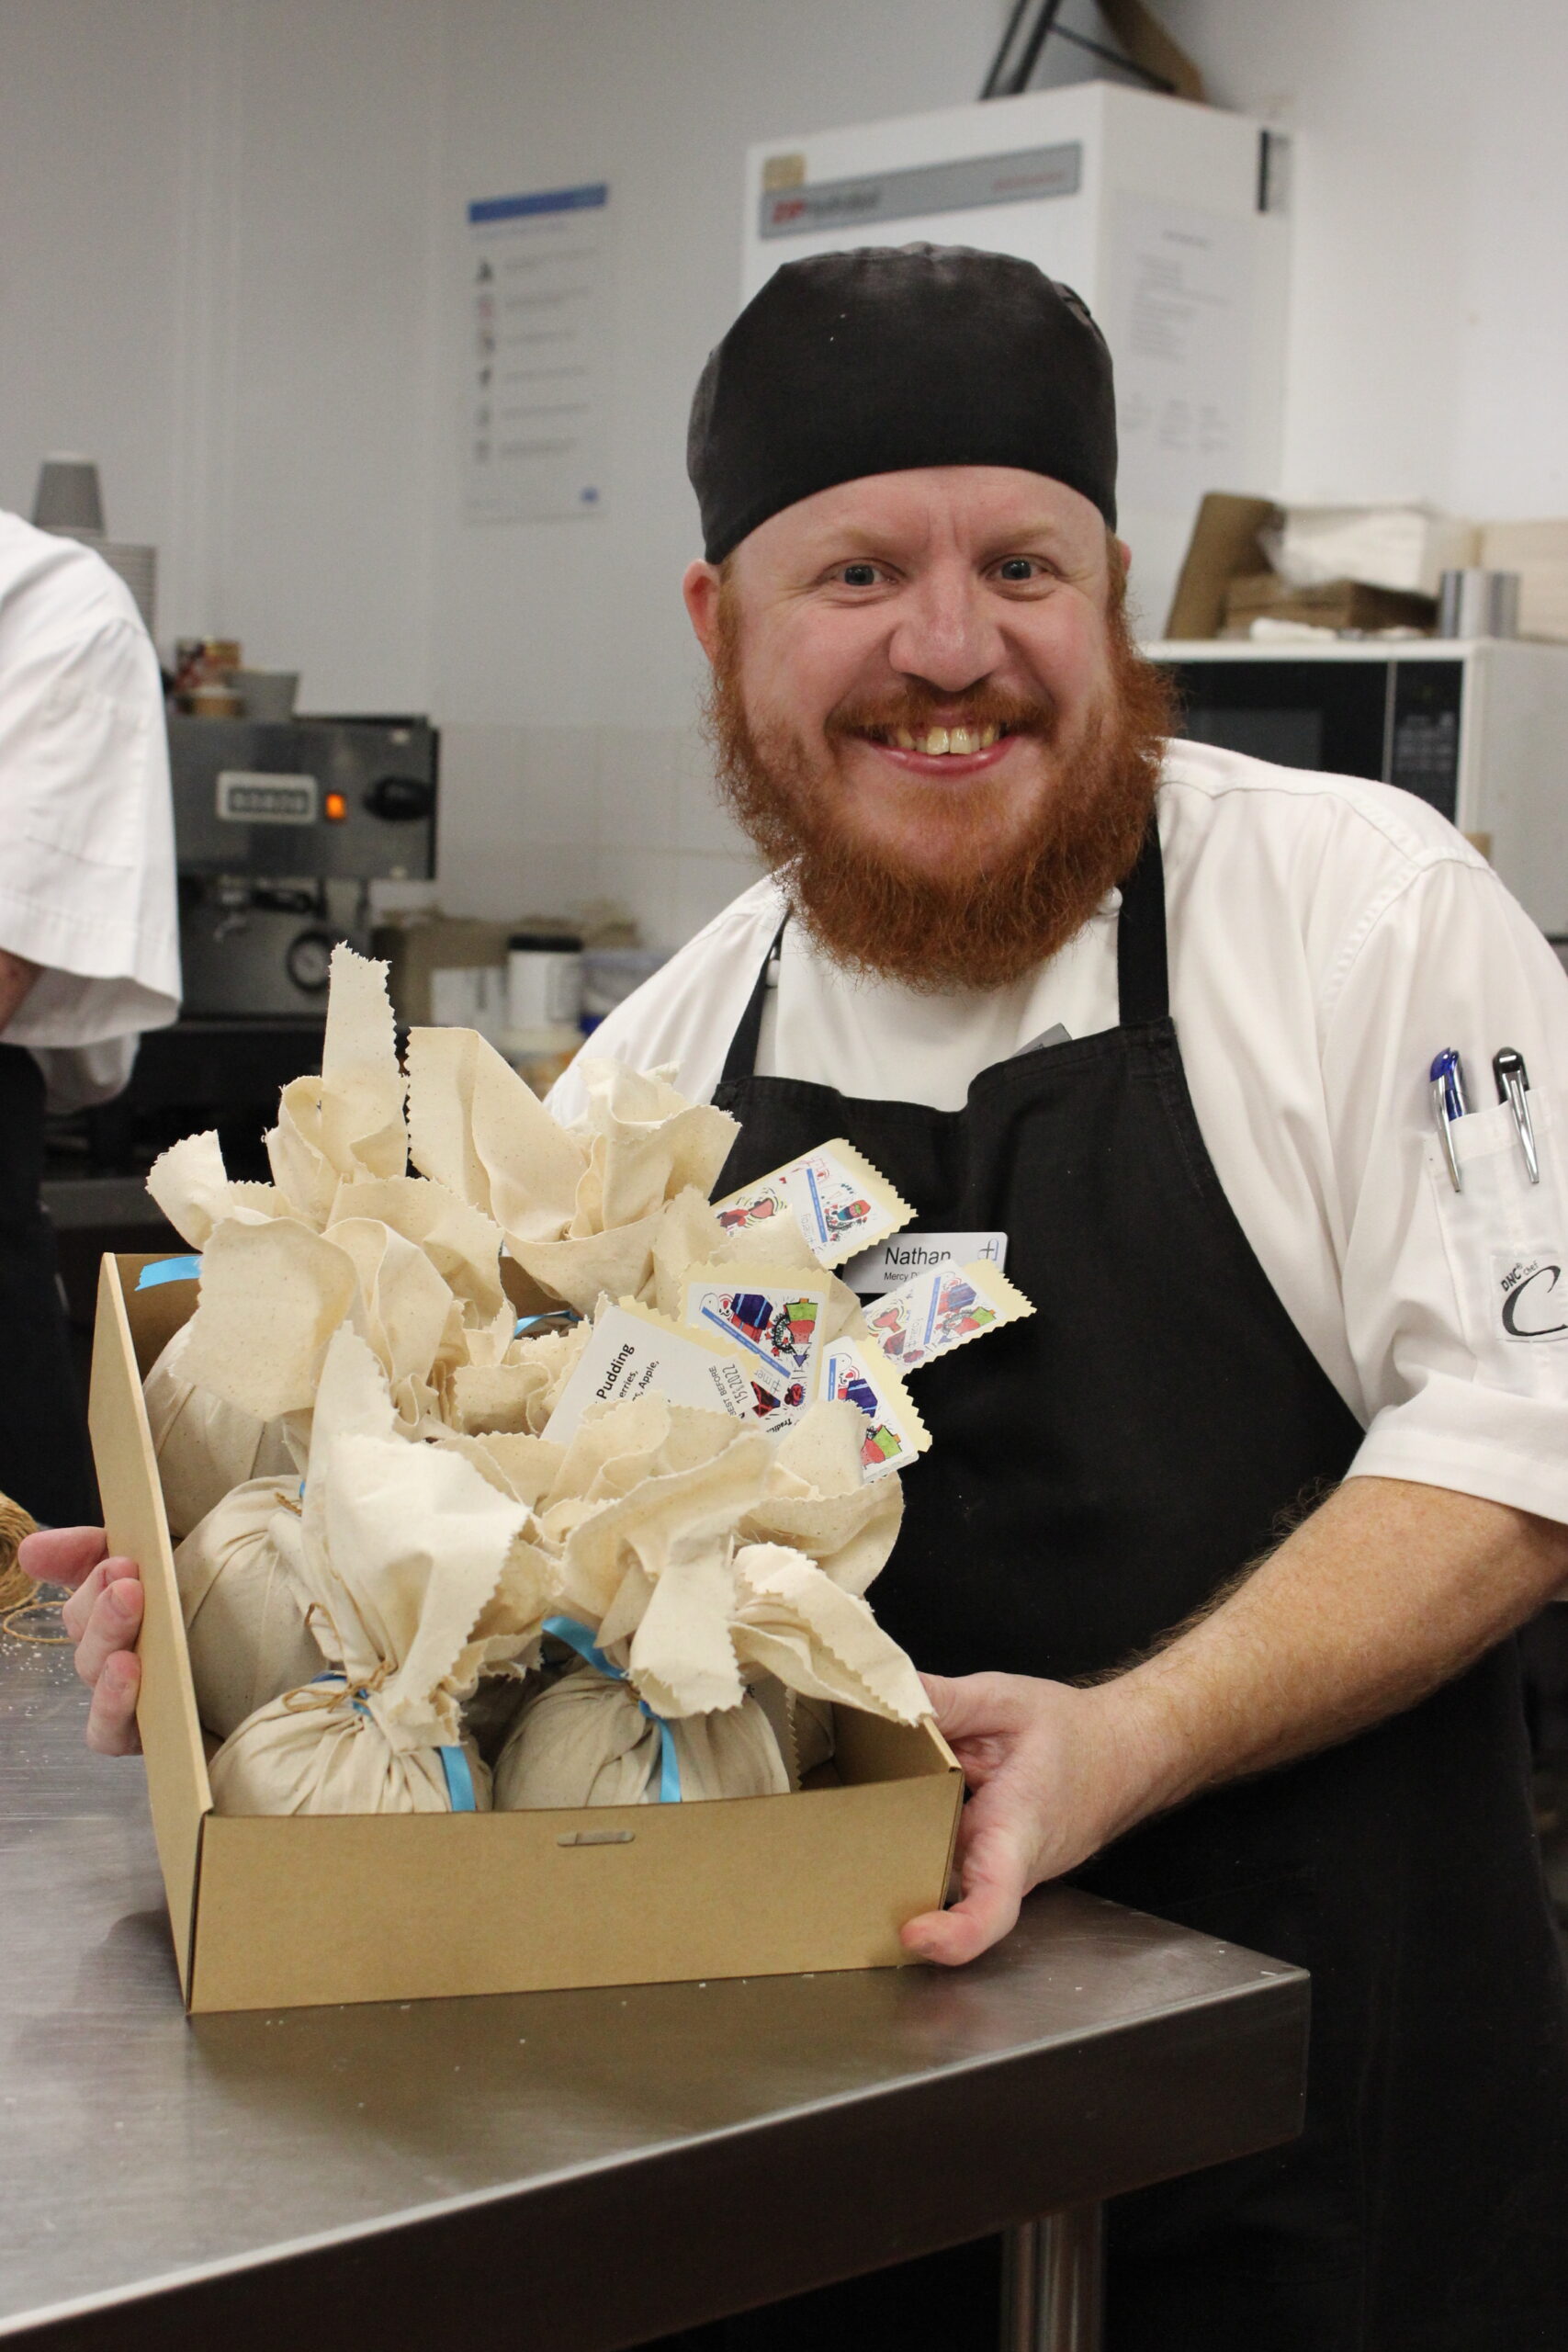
1114, 537, 1132, 578
682, 560, 723, 663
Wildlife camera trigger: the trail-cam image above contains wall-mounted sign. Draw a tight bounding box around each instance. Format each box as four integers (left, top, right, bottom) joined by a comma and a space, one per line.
464, 181, 611, 525
1110, 194, 1255, 517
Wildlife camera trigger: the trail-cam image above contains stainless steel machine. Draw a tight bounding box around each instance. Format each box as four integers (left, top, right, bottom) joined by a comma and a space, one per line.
171, 716, 437, 1014
44, 716, 439, 1234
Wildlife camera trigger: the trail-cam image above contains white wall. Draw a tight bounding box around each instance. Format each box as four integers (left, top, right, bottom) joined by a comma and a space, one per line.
1163, 0, 1568, 517
424, 0, 1004, 942
0, 0, 440, 713
6, 3, 1568, 948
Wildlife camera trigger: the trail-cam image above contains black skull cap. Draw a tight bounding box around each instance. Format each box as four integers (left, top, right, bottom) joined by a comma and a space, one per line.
687, 243, 1118, 562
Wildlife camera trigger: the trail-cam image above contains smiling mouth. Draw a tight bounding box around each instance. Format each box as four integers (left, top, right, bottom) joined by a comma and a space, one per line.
858, 721, 1010, 757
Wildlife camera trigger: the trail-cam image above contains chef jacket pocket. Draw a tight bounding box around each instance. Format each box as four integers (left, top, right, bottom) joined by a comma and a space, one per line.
1426, 1096, 1568, 1396
19, 673, 150, 869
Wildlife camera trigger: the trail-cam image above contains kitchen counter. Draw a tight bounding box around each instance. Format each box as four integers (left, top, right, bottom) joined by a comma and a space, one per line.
0, 1608, 1307, 2351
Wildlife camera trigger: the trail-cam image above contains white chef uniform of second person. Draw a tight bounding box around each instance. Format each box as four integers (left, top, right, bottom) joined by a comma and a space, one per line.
0, 510, 178, 1521
553, 739, 1568, 1532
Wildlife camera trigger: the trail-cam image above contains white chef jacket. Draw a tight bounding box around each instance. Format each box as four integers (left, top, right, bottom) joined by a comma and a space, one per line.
0, 512, 179, 1107
554, 740, 1568, 1529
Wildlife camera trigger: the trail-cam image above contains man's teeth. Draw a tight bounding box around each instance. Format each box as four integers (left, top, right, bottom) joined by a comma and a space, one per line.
889, 723, 1001, 755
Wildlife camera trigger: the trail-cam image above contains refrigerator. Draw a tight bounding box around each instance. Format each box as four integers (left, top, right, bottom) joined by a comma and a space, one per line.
741, 84, 1292, 639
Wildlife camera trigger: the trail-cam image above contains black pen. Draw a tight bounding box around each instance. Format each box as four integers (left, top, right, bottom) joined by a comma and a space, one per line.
1493, 1047, 1540, 1183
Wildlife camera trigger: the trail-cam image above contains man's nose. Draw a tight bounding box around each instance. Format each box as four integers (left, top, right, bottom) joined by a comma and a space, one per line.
885, 572, 1003, 695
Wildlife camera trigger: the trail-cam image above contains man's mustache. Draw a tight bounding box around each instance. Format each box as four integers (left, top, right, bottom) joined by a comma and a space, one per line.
824, 687, 1056, 741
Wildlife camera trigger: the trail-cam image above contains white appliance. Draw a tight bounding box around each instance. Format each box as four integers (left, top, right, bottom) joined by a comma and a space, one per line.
1147, 637, 1568, 936
741, 85, 1292, 638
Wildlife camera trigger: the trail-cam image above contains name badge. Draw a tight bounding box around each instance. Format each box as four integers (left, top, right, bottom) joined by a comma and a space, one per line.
840, 1229, 1009, 1296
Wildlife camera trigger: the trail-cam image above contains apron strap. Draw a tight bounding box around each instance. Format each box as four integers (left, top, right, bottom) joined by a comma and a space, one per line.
1114, 818, 1169, 1027
718, 916, 789, 1085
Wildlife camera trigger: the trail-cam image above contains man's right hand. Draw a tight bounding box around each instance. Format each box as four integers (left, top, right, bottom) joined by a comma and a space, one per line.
18, 1526, 142, 1754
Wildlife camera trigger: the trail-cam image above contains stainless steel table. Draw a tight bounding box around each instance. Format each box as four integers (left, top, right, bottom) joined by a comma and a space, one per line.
0, 1611, 1307, 2352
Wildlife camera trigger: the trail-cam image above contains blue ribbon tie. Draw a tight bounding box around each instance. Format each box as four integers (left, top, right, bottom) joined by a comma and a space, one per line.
542, 1611, 682, 1803
136, 1254, 202, 1290
311, 1669, 370, 1718
316, 1673, 475, 1809
439, 1745, 479, 1812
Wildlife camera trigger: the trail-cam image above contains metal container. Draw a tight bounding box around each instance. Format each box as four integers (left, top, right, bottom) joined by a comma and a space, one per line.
31, 452, 104, 531
507, 930, 583, 1031
1438, 568, 1521, 639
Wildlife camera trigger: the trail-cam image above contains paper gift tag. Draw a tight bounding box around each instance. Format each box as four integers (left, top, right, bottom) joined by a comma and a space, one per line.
682, 1267, 832, 1410
544, 1300, 756, 1442
715, 1139, 913, 1271
863, 1259, 1034, 1374
817, 1337, 929, 1478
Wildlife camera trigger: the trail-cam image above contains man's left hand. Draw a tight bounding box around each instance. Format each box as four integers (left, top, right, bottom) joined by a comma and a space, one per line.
898, 1478, 1568, 1971
900, 1669, 1144, 1966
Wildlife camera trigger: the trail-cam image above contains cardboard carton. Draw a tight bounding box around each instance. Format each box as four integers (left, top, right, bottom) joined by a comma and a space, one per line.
89, 1253, 964, 2015
1478, 521, 1568, 644
1221, 572, 1436, 637
1162, 492, 1279, 639
370, 916, 513, 1027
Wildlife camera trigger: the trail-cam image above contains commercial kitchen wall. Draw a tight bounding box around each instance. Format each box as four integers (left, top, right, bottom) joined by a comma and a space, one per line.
1164, 0, 1568, 518
0, 0, 441, 719
2, 2, 1565, 946
425, 0, 1003, 942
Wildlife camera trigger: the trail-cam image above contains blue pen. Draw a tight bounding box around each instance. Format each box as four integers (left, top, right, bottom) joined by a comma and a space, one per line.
1429, 1047, 1468, 1193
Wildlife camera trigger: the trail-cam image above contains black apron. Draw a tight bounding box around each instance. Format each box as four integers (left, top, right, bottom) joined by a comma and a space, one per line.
706, 826, 1568, 2351
0, 1042, 94, 1526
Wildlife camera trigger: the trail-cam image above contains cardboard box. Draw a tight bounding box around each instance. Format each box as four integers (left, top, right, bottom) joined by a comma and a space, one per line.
1478, 520, 1568, 643
89, 1253, 964, 2015
1162, 493, 1444, 639
1221, 572, 1436, 637
370, 917, 513, 1028
1162, 492, 1279, 639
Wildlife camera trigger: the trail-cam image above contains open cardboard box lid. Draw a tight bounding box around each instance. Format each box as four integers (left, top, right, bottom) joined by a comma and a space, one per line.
89, 1253, 964, 2014
1162, 492, 1280, 639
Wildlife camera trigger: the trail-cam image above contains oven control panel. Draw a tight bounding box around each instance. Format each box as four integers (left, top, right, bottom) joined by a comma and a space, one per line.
170, 718, 437, 879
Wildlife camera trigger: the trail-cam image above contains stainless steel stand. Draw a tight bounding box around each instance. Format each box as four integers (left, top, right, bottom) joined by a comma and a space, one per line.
0, 1632, 1307, 2351
1000, 2205, 1105, 2351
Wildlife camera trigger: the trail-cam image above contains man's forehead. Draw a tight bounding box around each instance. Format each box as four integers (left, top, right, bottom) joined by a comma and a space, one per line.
744, 465, 1104, 564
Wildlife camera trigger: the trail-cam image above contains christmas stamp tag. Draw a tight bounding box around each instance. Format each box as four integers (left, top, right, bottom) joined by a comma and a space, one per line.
715, 1138, 913, 1270
682, 1266, 833, 1422
818, 1336, 930, 1478
682, 1270, 841, 1430
863, 1259, 1035, 1374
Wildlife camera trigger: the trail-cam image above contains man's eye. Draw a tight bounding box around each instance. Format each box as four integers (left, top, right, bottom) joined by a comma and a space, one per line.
997, 557, 1042, 582
839, 562, 880, 587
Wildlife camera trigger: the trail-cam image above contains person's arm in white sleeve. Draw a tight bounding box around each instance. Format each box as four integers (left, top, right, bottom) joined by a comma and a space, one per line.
0, 556, 179, 1091
1325, 855, 1568, 1524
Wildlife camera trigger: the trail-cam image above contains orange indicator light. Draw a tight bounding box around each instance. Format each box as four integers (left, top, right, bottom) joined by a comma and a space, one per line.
324, 791, 348, 821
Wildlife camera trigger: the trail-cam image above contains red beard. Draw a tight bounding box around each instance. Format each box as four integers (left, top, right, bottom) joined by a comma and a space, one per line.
703, 566, 1176, 992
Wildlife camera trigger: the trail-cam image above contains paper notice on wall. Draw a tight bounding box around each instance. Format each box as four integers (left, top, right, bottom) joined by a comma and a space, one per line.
1110, 196, 1254, 516
464, 182, 611, 524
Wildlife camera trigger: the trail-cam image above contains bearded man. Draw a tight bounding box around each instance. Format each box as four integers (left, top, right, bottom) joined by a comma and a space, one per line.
35, 248, 1568, 2347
